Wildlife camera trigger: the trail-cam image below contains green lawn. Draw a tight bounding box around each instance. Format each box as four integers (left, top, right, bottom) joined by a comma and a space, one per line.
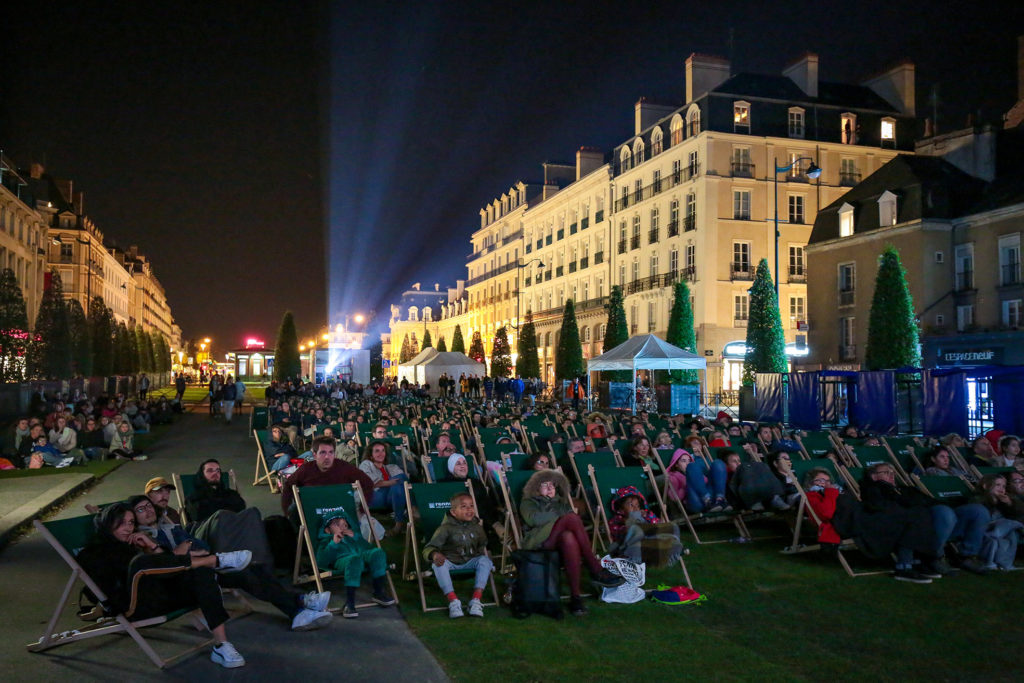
0, 457, 124, 480
380, 520, 1021, 681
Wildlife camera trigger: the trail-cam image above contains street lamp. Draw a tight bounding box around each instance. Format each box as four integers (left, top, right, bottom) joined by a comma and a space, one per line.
773, 157, 821, 298
513, 258, 545, 331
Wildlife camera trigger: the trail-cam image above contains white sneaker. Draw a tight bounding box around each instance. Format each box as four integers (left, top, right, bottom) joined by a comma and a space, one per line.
291, 608, 333, 631
215, 550, 252, 573
448, 599, 464, 619
468, 598, 484, 617
211, 641, 245, 668
302, 590, 331, 612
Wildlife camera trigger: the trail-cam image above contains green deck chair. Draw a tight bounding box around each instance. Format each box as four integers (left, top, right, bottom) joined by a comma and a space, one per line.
251, 429, 279, 492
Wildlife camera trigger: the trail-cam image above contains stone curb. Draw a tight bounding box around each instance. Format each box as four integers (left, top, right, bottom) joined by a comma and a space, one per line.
0, 473, 95, 550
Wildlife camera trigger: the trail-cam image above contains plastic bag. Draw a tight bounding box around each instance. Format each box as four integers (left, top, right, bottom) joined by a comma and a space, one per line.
599, 555, 646, 604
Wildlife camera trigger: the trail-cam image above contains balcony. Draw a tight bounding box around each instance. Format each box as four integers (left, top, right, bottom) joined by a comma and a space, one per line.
730, 263, 753, 281
581, 217, 589, 230
618, 240, 627, 254
1001, 263, 1021, 286
630, 236, 640, 250
579, 257, 588, 270
839, 172, 862, 187
595, 210, 604, 223
648, 228, 659, 244
734, 317, 748, 327
593, 251, 604, 264
682, 265, 696, 282
683, 215, 696, 232
839, 344, 857, 360
667, 220, 679, 237
838, 289, 855, 307
788, 267, 806, 283
954, 270, 974, 292
731, 162, 755, 178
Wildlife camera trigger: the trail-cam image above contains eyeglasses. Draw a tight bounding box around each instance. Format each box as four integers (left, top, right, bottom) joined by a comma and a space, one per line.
812, 478, 831, 485
133, 502, 154, 513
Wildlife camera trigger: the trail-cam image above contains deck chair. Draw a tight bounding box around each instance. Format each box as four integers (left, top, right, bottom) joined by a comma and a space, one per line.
422, 454, 484, 484
586, 463, 692, 588
28, 516, 219, 669
250, 405, 269, 433
291, 483, 399, 608
402, 481, 501, 612
494, 468, 540, 573
568, 450, 621, 526
251, 429, 279, 492
797, 432, 837, 459
913, 474, 973, 505
172, 470, 238, 527
647, 449, 730, 546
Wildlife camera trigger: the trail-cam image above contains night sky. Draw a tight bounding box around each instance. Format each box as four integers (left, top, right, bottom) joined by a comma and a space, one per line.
2, 1, 1021, 356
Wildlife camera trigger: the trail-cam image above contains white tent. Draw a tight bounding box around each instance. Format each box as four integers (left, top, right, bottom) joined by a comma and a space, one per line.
586, 334, 707, 413
396, 347, 438, 385
419, 352, 485, 394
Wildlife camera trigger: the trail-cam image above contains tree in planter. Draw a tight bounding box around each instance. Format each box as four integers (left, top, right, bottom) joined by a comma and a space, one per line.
436, 335, 448, 352
115, 322, 135, 375
490, 326, 512, 378
273, 311, 301, 381
603, 285, 630, 381
135, 326, 152, 373
742, 259, 787, 385
399, 333, 414, 363
468, 331, 486, 365
368, 338, 383, 380
0, 267, 30, 382
515, 309, 540, 378
866, 245, 921, 370
555, 299, 585, 381
421, 329, 433, 350
29, 270, 72, 379
151, 333, 170, 375
88, 297, 115, 377
666, 279, 699, 384
67, 299, 93, 377
451, 324, 466, 354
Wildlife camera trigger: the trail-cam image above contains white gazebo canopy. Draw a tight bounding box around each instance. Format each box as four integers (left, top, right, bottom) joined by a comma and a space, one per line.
586, 334, 706, 412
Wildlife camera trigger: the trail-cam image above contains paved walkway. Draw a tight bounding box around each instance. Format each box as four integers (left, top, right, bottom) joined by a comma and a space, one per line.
0, 410, 448, 681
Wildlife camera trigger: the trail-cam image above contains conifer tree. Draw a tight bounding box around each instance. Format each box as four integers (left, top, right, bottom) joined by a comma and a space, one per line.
273, 311, 301, 381
88, 297, 115, 377
666, 279, 699, 384
436, 335, 448, 352
866, 245, 921, 370
67, 298, 92, 377
115, 322, 134, 375
0, 267, 29, 382
369, 338, 383, 380
135, 326, 151, 372
29, 270, 72, 379
468, 331, 486, 365
603, 285, 630, 381
451, 324, 466, 354
555, 299, 585, 381
490, 326, 512, 378
421, 329, 433, 349
742, 259, 787, 385
399, 333, 413, 363
515, 309, 540, 378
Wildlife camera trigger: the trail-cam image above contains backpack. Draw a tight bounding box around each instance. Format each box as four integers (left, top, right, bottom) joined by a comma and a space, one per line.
508, 549, 563, 619
650, 584, 707, 606
728, 461, 783, 508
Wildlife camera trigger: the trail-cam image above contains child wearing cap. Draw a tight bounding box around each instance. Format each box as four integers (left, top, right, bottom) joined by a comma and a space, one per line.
315, 509, 395, 618
422, 491, 492, 619
145, 477, 182, 525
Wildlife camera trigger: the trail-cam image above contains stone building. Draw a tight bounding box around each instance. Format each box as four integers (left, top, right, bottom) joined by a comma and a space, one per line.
0, 155, 48, 327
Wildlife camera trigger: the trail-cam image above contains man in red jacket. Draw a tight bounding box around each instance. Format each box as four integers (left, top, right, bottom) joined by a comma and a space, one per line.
281, 436, 374, 516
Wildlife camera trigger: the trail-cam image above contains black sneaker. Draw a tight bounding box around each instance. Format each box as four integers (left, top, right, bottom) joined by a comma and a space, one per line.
893, 568, 932, 584
591, 569, 625, 588
372, 592, 396, 607
918, 557, 957, 578
568, 596, 587, 616
959, 556, 990, 575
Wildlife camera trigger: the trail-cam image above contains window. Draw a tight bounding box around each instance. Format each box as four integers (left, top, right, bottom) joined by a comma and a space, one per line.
688, 151, 698, 176
598, 323, 606, 341
672, 159, 681, 183
59, 242, 73, 260
648, 302, 658, 332
633, 138, 645, 165
581, 280, 589, 301
789, 246, 805, 276
936, 314, 945, 326
957, 305, 974, 331
669, 248, 679, 274
631, 215, 641, 248
1003, 300, 1022, 328
955, 244, 975, 291
619, 264, 626, 286
634, 179, 642, 202
733, 190, 751, 220
838, 263, 856, 306
596, 277, 604, 298
841, 113, 857, 144
880, 117, 896, 146
789, 296, 805, 322
685, 244, 696, 275
653, 169, 661, 193
630, 305, 638, 333
651, 128, 663, 156
732, 147, 752, 177
688, 106, 700, 136
840, 158, 859, 186
999, 234, 1021, 285
733, 101, 750, 132
935, 251, 945, 264
685, 193, 696, 225
631, 259, 640, 283
582, 325, 591, 342
670, 199, 680, 228
878, 190, 897, 227
789, 195, 805, 224
733, 242, 751, 274
734, 294, 749, 321
650, 207, 659, 232
619, 147, 632, 172
839, 202, 854, 237
788, 152, 803, 179
408, 307, 419, 322
670, 115, 684, 145
840, 317, 856, 358
788, 107, 805, 138
649, 253, 658, 278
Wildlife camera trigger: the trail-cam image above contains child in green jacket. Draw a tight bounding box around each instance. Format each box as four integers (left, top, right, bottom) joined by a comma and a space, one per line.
422, 492, 493, 619
316, 510, 395, 617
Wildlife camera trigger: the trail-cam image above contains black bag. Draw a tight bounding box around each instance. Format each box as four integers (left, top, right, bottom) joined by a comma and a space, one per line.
263, 514, 297, 571
509, 549, 562, 619
728, 461, 784, 508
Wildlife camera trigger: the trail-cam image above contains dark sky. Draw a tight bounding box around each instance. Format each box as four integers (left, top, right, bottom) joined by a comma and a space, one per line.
3, 1, 1022, 356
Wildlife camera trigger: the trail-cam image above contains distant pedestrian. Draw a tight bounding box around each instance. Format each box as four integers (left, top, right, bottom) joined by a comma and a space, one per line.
175, 372, 187, 402
138, 373, 150, 401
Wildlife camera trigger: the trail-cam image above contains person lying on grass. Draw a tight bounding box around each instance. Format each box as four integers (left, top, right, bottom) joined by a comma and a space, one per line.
421, 491, 493, 619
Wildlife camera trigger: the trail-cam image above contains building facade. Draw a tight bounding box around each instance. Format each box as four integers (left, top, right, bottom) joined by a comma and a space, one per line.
0, 155, 48, 327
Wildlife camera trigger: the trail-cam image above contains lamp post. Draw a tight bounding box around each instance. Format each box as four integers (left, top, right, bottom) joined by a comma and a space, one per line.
773, 157, 821, 298
512, 258, 545, 331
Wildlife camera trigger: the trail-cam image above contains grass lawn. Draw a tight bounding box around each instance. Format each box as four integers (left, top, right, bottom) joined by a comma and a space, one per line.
379, 519, 1021, 681
0, 457, 124, 480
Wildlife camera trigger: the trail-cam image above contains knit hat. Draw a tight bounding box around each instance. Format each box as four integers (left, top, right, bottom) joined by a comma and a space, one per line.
321, 510, 350, 533
447, 454, 467, 477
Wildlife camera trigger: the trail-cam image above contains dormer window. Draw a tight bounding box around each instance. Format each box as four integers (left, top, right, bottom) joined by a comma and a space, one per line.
878, 191, 897, 227
687, 105, 701, 136
651, 127, 663, 156
670, 115, 684, 145
619, 146, 633, 173
881, 117, 896, 147
838, 202, 855, 237
408, 307, 419, 322
841, 113, 857, 144
733, 101, 750, 133
632, 138, 645, 165
788, 107, 805, 138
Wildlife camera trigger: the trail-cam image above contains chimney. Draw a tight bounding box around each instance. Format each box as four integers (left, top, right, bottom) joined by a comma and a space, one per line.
576, 147, 603, 180
75, 191, 84, 215
862, 60, 916, 117
685, 53, 730, 103
29, 162, 45, 179
783, 52, 819, 97
634, 98, 676, 135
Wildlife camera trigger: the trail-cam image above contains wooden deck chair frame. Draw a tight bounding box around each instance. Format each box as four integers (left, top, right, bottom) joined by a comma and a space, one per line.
494, 468, 539, 574
401, 481, 501, 613
28, 517, 224, 669
251, 432, 279, 493
291, 483, 399, 610
173, 470, 238, 527
568, 451, 621, 547
648, 449, 737, 545
586, 463, 692, 588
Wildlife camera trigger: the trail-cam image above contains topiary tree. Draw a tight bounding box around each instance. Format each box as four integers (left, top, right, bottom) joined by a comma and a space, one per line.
115, 322, 134, 375
88, 296, 115, 377
273, 311, 301, 381
67, 299, 92, 377
368, 338, 383, 380
555, 299, 585, 381
0, 267, 29, 382
29, 270, 73, 379
603, 285, 630, 381
866, 245, 921, 370
515, 309, 540, 378
451, 324, 466, 354
135, 326, 151, 373
399, 333, 414, 363
468, 331, 486, 365
490, 326, 512, 378
742, 259, 787, 385
666, 279, 699, 384
421, 329, 432, 349
436, 335, 448, 352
